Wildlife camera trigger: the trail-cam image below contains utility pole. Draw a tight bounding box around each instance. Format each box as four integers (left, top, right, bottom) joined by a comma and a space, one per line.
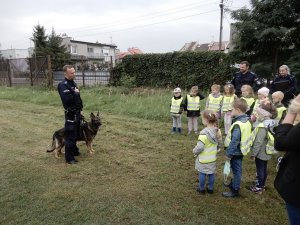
219, 0, 224, 51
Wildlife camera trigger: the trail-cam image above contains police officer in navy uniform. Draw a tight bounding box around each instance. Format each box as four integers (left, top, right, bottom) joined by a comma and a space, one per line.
231, 61, 263, 97
270, 65, 297, 107
58, 65, 83, 164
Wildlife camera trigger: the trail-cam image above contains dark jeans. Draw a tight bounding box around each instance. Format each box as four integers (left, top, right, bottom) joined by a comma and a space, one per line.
64, 121, 79, 162
230, 156, 243, 192
255, 158, 268, 188
286, 203, 300, 225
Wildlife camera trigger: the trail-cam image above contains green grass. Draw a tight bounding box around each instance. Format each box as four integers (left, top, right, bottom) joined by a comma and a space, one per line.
0, 86, 288, 225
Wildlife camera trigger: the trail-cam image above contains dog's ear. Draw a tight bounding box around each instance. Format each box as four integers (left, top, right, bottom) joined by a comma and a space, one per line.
97, 111, 99, 117
90, 112, 95, 118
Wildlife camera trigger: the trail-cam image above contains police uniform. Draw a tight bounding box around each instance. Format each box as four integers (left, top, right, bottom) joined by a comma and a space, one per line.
270, 74, 297, 107
231, 71, 258, 97
57, 78, 83, 163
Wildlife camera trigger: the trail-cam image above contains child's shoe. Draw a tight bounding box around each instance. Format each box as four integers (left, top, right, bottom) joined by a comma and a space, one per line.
172, 127, 176, 134
196, 188, 205, 195
206, 188, 214, 194
249, 186, 263, 194
177, 128, 182, 134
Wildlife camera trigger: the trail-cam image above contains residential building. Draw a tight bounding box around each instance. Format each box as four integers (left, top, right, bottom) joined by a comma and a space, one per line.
0, 48, 30, 59
179, 41, 229, 53
116, 47, 143, 62
61, 35, 118, 70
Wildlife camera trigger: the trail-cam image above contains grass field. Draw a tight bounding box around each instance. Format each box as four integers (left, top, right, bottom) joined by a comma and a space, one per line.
0, 86, 288, 225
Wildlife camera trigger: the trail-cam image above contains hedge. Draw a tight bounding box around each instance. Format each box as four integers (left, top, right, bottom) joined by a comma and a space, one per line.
110, 51, 235, 90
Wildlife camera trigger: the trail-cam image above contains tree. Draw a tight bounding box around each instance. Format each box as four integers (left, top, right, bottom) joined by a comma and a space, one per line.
229, 0, 300, 78
31, 25, 71, 70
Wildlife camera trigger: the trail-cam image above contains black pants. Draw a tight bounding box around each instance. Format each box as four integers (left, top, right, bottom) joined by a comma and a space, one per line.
255, 157, 268, 188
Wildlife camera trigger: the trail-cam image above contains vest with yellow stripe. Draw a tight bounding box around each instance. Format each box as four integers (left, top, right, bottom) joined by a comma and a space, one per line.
241, 97, 255, 109
170, 97, 183, 113
250, 122, 276, 155
206, 94, 223, 112
187, 95, 200, 111
224, 120, 252, 155
198, 134, 218, 163
276, 106, 287, 122
222, 95, 236, 112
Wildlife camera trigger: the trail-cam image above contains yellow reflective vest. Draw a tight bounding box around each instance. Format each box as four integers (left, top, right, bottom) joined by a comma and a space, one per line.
187, 95, 200, 111
206, 94, 223, 112
170, 97, 183, 113
224, 120, 252, 155
276, 106, 287, 123
250, 122, 276, 155
198, 134, 218, 163
241, 97, 255, 109
222, 95, 236, 112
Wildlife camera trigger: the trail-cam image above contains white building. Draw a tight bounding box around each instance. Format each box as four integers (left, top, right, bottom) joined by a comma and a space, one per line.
0, 48, 31, 59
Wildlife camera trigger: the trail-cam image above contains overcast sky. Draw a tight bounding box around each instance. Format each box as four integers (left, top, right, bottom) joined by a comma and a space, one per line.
0, 0, 250, 53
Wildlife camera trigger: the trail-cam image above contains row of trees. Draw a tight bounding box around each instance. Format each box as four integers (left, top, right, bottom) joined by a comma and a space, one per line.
31, 24, 71, 70
229, 0, 300, 78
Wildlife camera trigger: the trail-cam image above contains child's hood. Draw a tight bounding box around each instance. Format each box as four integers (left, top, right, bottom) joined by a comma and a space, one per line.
199, 127, 218, 144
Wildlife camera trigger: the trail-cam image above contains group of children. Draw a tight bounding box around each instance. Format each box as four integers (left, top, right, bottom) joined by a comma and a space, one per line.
170, 84, 287, 197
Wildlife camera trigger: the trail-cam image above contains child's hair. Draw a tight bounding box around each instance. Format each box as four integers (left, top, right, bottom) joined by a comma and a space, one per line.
223, 83, 235, 96
201, 110, 218, 125
211, 84, 221, 92
258, 102, 278, 119
189, 85, 199, 95
241, 85, 254, 97
232, 99, 248, 113
272, 91, 284, 101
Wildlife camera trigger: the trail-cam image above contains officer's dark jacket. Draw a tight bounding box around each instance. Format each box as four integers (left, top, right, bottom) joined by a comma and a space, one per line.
231, 71, 257, 94
57, 78, 83, 111
270, 74, 297, 100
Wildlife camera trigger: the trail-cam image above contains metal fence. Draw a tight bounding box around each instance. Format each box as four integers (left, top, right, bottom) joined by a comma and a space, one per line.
53, 70, 110, 87
0, 56, 111, 87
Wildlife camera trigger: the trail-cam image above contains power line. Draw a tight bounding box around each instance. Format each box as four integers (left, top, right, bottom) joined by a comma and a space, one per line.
74, 9, 219, 38
62, 1, 219, 34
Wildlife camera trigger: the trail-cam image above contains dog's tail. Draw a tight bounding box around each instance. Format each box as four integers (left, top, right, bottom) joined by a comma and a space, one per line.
46, 132, 57, 153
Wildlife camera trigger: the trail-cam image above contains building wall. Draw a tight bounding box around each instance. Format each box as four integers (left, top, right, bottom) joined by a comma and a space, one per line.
0, 49, 30, 59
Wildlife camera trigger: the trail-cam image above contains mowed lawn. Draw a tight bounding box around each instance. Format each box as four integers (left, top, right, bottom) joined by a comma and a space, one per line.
0, 87, 288, 225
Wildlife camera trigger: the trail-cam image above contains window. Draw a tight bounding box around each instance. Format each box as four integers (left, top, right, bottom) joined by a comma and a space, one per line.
87, 47, 94, 53
70, 45, 77, 54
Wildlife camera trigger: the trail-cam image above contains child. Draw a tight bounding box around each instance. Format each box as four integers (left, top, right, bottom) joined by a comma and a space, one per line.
221, 84, 237, 135
271, 91, 287, 125
249, 102, 277, 194
205, 84, 223, 119
183, 86, 205, 134
193, 110, 222, 194
170, 87, 184, 134
223, 99, 252, 198
240, 85, 255, 116
251, 87, 270, 125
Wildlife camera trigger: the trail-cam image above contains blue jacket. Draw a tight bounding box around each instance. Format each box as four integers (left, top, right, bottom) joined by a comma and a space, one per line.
225, 114, 249, 158
231, 71, 257, 96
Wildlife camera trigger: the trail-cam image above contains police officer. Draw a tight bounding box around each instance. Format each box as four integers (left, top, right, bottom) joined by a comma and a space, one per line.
270, 65, 297, 107
58, 65, 83, 164
231, 61, 263, 97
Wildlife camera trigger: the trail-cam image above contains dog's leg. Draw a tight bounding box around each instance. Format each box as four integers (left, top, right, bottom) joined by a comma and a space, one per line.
54, 139, 61, 158
86, 141, 94, 154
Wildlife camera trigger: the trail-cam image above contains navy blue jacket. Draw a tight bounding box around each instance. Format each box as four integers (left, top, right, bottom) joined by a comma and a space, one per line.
57, 78, 83, 111
270, 74, 297, 106
231, 71, 257, 96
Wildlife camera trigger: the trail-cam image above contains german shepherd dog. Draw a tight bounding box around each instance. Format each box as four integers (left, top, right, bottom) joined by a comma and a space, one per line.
47, 112, 102, 158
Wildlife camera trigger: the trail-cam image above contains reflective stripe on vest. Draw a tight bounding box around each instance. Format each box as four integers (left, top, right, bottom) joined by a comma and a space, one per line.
170, 97, 183, 113
222, 95, 236, 112
241, 97, 255, 109
198, 134, 218, 163
224, 120, 252, 155
206, 94, 223, 112
187, 95, 200, 111
250, 123, 276, 155
276, 106, 287, 122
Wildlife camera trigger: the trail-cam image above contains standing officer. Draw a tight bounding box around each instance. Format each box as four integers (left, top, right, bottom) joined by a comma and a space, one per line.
57, 65, 83, 164
231, 61, 263, 97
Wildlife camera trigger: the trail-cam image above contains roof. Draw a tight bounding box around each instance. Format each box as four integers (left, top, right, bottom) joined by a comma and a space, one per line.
70, 39, 117, 48
117, 47, 143, 59
180, 41, 229, 52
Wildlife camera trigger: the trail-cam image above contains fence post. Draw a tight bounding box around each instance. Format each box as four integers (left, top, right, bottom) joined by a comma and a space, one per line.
6, 59, 12, 87
47, 55, 53, 87
81, 56, 85, 87
29, 58, 34, 86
